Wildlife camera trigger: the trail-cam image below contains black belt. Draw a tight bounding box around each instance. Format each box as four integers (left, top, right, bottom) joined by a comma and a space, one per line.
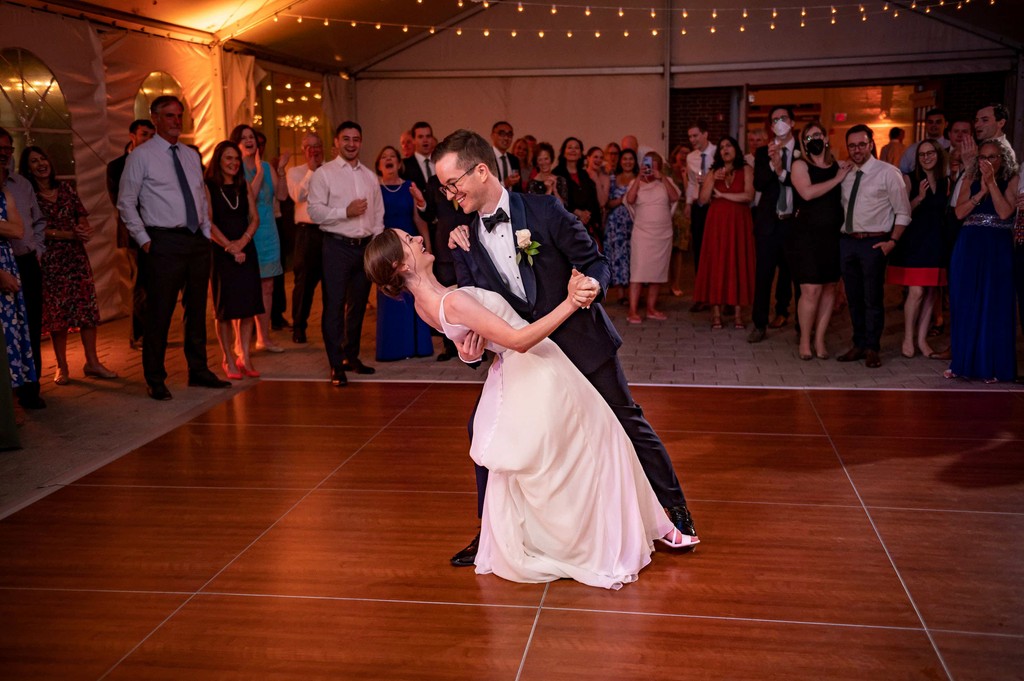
843, 231, 889, 240
296, 222, 319, 228
326, 233, 373, 247
147, 226, 199, 235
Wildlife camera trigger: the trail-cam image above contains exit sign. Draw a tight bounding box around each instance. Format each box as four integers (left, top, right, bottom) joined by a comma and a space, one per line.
834, 113, 848, 122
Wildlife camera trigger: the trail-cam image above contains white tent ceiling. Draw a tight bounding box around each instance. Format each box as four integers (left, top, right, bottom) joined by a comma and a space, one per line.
11, 0, 1023, 76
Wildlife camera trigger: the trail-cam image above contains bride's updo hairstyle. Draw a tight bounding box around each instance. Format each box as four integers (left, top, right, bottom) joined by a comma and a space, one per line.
364, 230, 408, 299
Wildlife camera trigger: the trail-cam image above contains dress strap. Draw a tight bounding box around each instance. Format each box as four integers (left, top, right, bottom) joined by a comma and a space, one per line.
438, 288, 465, 329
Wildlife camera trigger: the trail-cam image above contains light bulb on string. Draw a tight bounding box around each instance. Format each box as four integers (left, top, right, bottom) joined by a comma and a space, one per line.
651, 28, 658, 35
273, 14, 278, 22
862, 13, 867, 20
801, 7, 806, 16
710, 25, 716, 33
511, 29, 517, 36
351, 21, 356, 27
455, 27, 462, 35
619, 7, 624, 17
772, 8, 778, 18
681, 27, 687, 34
832, 5, 837, 13
567, 30, 573, 37
517, 2, 523, 11
323, 18, 328, 26
893, 9, 899, 16
595, 30, 600, 37
403, 25, 409, 32
770, 21, 776, 29
538, 30, 545, 37
682, 8, 688, 18
800, 18, 805, 26
375, 22, 382, 29
742, 8, 748, 18
712, 8, 718, 19
883, 2, 889, 9
551, 5, 557, 15
297, 16, 302, 23
623, 29, 629, 36
651, 8, 656, 18
831, 15, 836, 23
483, 28, 489, 36
483, 0, 489, 7
739, 24, 745, 31
429, 26, 435, 33
285, 83, 291, 89
585, 6, 591, 16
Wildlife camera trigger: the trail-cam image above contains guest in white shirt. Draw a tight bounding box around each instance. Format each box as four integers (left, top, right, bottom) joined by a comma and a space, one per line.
836, 124, 912, 369
491, 121, 521, 192
286, 132, 325, 344
685, 122, 716, 312
307, 121, 385, 387
118, 95, 229, 400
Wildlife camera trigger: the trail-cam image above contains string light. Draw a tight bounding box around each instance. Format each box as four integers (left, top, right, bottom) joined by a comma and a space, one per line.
712, 8, 718, 19
455, 27, 461, 35
770, 20, 776, 29
710, 25, 716, 33
801, 7, 806, 16
567, 30, 573, 37
511, 29, 517, 36
403, 25, 409, 32
680, 27, 687, 34
517, 2, 523, 11
739, 24, 746, 31
800, 18, 805, 26
623, 29, 629, 36
538, 29, 544, 37
323, 18, 328, 26
429, 26, 435, 33
742, 8, 748, 18
483, 28, 489, 36
273, 14, 278, 22
772, 8, 778, 18
296, 16, 302, 23
351, 21, 356, 27
682, 8, 688, 19
650, 8, 657, 18
651, 28, 658, 35
585, 6, 591, 16
595, 30, 601, 37
375, 22, 382, 29
483, 0, 489, 7
285, 83, 291, 89
618, 7, 624, 17
551, 4, 557, 14
265, 84, 272, 91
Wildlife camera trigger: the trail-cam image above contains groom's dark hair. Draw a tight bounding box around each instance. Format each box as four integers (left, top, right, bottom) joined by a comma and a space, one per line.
432, 129, 498, 175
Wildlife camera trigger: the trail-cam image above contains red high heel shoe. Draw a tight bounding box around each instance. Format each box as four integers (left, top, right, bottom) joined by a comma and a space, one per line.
235, 357, 260, 378
223, 361, 243, 381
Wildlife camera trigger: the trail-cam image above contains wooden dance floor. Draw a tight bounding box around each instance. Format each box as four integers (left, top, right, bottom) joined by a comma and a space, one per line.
1, 381, 1022, 680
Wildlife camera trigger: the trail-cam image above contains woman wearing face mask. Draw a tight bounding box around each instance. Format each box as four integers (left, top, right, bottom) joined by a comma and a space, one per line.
784, 122, 851, 360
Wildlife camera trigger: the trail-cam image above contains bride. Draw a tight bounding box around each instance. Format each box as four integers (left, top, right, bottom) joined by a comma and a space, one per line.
365, 228, 690, 590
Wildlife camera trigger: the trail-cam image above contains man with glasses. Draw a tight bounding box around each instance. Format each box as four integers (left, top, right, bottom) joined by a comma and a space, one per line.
750, 106, 800, 342
0, 126, 47, 410
837, 124, 912, 369
685, 121, 716, 312
307, 121, 384, 387
899, 108, 950, 175
490, 121, 521, 192
287, 132, 326, 344
435, 129, 698, 568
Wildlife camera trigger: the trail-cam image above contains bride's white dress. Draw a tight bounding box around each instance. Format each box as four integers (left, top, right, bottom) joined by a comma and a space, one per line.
439, 287, 673, 589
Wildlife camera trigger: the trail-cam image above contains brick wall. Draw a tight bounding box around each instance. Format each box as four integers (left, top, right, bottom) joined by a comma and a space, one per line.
669, 87, 734, 152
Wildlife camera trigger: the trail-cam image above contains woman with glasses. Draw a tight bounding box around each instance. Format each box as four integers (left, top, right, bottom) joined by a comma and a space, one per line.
945, 140, 1019, 383
784, 122, 851, 360
886, 140, 949, 359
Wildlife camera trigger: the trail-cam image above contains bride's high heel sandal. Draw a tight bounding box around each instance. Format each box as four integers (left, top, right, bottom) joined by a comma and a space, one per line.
657, 527, 700, 549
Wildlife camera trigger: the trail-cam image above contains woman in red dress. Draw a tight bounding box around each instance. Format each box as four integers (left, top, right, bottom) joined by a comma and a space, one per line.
693, 136, 755, 329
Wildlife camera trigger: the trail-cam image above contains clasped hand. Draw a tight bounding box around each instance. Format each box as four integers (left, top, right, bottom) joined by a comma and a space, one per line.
567, 268, 596, 309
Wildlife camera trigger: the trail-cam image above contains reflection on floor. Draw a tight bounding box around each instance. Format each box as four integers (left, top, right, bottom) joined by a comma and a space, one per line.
2, 381, 1021, 680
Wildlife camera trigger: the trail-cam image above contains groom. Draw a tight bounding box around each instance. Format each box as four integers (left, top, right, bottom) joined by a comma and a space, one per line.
433, 129, 697, 567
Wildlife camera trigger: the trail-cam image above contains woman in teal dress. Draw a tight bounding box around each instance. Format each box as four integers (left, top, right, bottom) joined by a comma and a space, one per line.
231, 125, 288, 353
374, 146, 433, 361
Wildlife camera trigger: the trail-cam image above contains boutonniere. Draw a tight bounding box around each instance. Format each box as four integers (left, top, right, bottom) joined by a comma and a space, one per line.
515, 229, 541, 266
792, 149, 802, 160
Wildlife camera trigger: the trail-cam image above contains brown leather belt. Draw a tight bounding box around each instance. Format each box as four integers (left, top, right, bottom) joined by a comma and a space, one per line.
844, 231, 889, 240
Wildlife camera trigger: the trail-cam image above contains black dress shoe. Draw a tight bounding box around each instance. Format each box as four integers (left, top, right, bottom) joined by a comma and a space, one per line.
271, 316, 292, 330
342, 359, 375, 375
330, 368, 348, 387
18, 395, 47, 410
436, 351, 454, 362
450, 532, 480, 567
292, 329, 307, 344
689, 302, 709, 313
864, 349, 882, 368
188, 371, 231, 388
667, 505, 697, 537
836, 347, 866, 362
746, 327, 766, 344
147, 383, 173, 400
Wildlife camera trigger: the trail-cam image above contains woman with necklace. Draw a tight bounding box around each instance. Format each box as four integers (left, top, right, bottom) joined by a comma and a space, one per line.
785, 122, 851, 360
229, 124, 288, 354
19, 147, 115, 384
373, 145, 433, 361
204, 141, 263, 379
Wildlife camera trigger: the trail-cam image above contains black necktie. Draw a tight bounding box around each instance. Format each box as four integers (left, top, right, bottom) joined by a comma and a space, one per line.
482, 207, 509, 232
423, 158, 432, 180
776, 147, 789, 213
500, 155, 509, 183
845, 170, 863, 234
170, 145, 199, 232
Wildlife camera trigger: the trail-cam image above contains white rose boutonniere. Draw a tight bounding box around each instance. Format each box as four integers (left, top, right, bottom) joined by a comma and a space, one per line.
515, 229, 541, 266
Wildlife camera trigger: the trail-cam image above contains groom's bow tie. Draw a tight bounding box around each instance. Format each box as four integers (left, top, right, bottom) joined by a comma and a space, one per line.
481, 207, 510, 232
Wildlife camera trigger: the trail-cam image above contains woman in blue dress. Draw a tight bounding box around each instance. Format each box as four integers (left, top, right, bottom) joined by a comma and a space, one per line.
374, 146, 433, 361
0, 189, 37, 391
231, 125, 288, 353
946, 140, 1019, 383
604, 148, 637, 305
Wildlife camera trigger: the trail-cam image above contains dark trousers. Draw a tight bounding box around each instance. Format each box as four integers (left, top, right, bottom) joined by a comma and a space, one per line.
291, 223, 323, 333
690, 203, 709, 274
839, 234, 888, 351
752, 218, 797, 329
1014, 245, 1024, 337
472, 353, 686, 517
127, 245, 148, 343
321, 235, 372, 370
142, 228, 212, 386
13, 253, 42, 403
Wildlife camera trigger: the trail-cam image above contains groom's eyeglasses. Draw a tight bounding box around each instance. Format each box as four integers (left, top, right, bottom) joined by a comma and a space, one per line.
439, 165, 478, 199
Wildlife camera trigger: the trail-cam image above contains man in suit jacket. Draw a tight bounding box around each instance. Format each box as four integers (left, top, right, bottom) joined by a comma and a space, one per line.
403, 121, 435, 193
750, 105, 799, 343
491, 121, 521, 192
106, 119, 155, 349
434, 129, 698, 567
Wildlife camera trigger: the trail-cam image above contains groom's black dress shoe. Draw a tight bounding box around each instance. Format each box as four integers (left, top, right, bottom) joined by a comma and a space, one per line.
342, 359, 375, 375
450, 532, 480, 567
667, 505, 698, 551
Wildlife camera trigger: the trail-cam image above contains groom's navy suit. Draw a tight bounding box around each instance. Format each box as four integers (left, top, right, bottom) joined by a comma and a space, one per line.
453, 190, 686, 513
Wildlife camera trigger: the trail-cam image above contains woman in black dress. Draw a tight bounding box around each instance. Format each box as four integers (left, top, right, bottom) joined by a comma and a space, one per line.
786, 121, 852, 360
204, 141, 263, 380
887, 139, 949, 359
554, 137, 604, 247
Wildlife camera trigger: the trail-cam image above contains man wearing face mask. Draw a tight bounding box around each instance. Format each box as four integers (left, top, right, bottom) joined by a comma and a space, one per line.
749, 106, 800, 343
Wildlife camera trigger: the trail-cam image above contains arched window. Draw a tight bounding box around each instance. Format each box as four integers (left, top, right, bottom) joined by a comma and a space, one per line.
134, 71, 194, 145
0, 47, 74, 181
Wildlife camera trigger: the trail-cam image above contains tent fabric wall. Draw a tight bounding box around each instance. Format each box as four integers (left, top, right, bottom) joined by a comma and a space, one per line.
222, 50, 257, 131
354, 74, 666, 161
321, 74, 354, 139
1, 6, 116, 318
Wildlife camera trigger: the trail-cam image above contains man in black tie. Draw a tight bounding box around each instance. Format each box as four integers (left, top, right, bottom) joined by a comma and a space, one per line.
490, 121, 521, 192
749, 106, 799, 343
685, 121, 715, 313
118, 95, 230, 400
403, 121, 435, 193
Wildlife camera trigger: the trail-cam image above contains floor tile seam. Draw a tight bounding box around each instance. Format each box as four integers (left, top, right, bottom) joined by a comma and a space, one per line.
95, 388, 439, 681
192, 589, 544, 611
865, 505, 1024, 517
805, 390, 956, 681
927, 628, 1024, 639
516, 583, 549, 681
541, 605, 929, 633
687, 498, 866, 509
64, 484, 478, 495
